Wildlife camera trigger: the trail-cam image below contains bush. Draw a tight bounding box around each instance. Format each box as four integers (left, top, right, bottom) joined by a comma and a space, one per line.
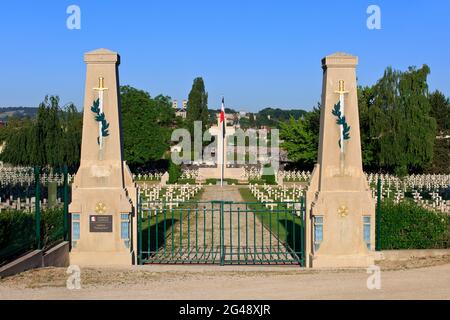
261, 165, 277, 185
177, 178, 196, 184
380, 200, 449, 249
205, 178, 218, 185
168, 160, 182, 184
225, 179, 239, 185
0, 210, 35, 262
205, 178, 239, 185
0, 208, 64, 263
248, 179, 266, 185
41, 208, 64, 246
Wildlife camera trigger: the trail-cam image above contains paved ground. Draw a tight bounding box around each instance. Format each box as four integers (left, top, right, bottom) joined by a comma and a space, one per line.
2, 186, 448, 300
1, 256, 449, 300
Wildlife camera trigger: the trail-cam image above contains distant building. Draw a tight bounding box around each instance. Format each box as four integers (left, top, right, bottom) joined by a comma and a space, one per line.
173, 99, 187, 119
216, 113, 234, 126
239, 111, 249, 119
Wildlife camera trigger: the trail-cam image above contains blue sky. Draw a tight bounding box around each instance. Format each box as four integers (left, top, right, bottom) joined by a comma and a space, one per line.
0, 0, 449, 112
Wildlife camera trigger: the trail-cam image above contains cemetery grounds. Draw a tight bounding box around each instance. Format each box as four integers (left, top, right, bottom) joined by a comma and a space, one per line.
1, 169, 449, 299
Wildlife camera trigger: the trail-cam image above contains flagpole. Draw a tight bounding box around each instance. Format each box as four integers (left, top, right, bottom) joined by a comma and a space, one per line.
221, 123, 224, 187
221, 97, 225, 187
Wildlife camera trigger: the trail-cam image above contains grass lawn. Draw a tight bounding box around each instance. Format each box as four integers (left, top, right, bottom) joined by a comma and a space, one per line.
139, 189, 205, 255
238, 187, 304, 250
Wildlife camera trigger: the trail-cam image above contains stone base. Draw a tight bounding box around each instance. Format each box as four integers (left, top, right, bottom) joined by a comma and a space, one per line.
197, 167, 245, 182
70, 251, 134, 266
310, 254, 374, 268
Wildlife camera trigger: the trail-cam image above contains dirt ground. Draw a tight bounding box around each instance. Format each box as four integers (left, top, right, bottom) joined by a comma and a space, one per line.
0, 255, 449, 300
2, 186, 447, 300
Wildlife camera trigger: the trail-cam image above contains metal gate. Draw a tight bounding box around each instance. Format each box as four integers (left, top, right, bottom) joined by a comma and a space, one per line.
138, 199, 305, 266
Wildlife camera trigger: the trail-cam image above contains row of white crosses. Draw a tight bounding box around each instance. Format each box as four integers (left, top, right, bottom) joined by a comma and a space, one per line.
366, 173, 450, 214
0, 167, 73, 186
0, 196, 61, 213
249, 183, 304, 211
0, 166, 69, 213
139, 183, 202, 212
132, 172, 164, 181
180, 169, 199, 180
244, 167, 262, 180
279, 170, 312, 182
411, 190, 450, 214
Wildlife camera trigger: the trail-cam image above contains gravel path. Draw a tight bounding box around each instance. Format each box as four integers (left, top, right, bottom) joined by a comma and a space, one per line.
149, 186, 297, 264
1, 257, 449, 299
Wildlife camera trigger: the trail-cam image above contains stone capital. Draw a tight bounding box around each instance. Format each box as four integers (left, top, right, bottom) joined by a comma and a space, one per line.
84, 48, 120, 64
322, 52, 358, 69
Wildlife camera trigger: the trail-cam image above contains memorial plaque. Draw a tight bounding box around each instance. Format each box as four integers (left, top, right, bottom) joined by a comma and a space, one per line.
90, 215, 113, 232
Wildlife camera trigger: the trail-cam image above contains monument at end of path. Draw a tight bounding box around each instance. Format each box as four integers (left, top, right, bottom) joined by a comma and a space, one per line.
305, 52, 376, 268
197, 117, 246, 184
69, 49, 137, 266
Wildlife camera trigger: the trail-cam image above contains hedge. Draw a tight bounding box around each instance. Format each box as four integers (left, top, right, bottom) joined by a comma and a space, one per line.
380, 200, 449, 250
0, 208, 64, 263
168, 160, 182, 184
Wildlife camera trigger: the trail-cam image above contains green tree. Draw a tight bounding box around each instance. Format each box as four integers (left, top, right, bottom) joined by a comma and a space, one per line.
62, 103, 83, 168
168, 160, 182, 184
427, 91, 450, 173
280, 116, 317, 167
303, 103, 320, 149
120, 85, 174, 168
358, 85, 377, 169
186, 77, 209, 134
429, 91, 450, 135
0, 96, 82, 168
366, 65, 436, 175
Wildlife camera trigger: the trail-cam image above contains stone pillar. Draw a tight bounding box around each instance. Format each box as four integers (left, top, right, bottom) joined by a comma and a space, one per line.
305, 53, 375, 268
69, 49, 137, 266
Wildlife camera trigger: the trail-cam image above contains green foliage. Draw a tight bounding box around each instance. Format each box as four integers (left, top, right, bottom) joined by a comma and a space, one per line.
261, 165, 277, 185
186, 77, 209, 134
280, 116, 317, 167
0, 210, 35, 261
177, 178, 196, 184
426, 138, 450, 174
256, 108, 306, 127
281, 65, 444, 175
225, 178, 239, 185
168, 160, 182, 184
331, 101, 351, 147
41, 207, 64, 246
120, 86, 175, 167
90, 98, 110, 142
358, 86, 376, 167
0, 208, 64, 262
0, 96, 82, 168
380, 201, 449, 249
426, 91, 450, 173
361, 65, 437, 174
238, 188, 303, 248
248, 179, 266, 185
429, 90, 450, 135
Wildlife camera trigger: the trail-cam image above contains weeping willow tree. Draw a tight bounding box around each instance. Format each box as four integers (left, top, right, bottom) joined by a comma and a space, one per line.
363, 65, 436, 175
0, 96, 82, 169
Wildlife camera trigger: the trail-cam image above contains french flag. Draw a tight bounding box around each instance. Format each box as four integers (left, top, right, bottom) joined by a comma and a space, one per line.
220, 97, 226, 138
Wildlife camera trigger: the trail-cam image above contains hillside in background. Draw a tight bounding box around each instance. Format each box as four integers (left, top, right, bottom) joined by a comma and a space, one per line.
208, 106, 307, 128
0, 107, 39, 120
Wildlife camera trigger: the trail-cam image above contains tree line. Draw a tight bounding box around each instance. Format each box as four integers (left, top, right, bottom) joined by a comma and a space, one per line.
280, 65, 450, 174
0, 77, 211, 172
0, 66, 448, 175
